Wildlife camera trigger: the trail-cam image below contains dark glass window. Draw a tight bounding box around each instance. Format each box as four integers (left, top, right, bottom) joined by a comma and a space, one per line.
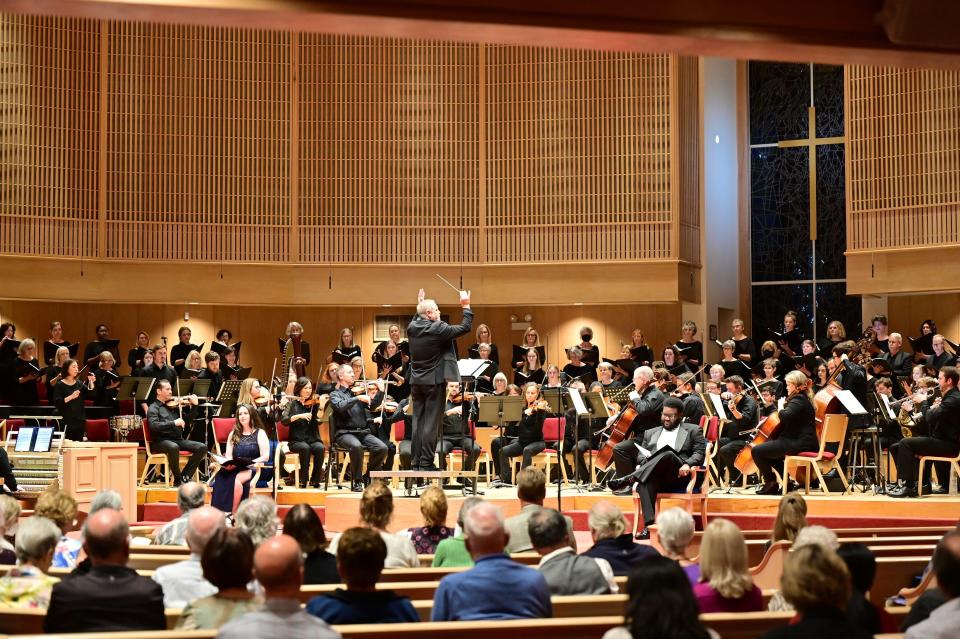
751, 146, 812, 282
749, 62, 810, 145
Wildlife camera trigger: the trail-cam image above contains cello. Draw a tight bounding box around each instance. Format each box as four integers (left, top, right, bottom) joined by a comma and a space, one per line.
594, 403, 638, 472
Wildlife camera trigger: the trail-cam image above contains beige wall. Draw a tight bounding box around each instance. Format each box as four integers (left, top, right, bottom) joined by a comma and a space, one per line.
888, 294, 960, 345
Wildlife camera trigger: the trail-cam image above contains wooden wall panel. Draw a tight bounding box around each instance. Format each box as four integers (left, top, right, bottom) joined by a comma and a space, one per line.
675, 55, 701, 266
888, 293, 960, 346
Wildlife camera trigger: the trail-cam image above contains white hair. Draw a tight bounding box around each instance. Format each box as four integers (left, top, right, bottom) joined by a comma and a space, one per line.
656, 507, 695, 555
588, 501, 626, 540
463, 501, 504, 539
336, 363, 353, 380
90, 490, 123, 515
793, 525, 839, 551
417, 299, 438, 319
236, 496, 278, 546
634, 365, 654, 382
15, 516, 60, 564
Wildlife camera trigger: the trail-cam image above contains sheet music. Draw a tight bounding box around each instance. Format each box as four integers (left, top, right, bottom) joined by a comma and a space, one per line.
879, 393, 895, 420
708, 393, 726, 417
634, 444, 652, 458
777, 397, 786, 411
834, 389, 869, 415
457, 358, 490, 378
568, 387, 589, 416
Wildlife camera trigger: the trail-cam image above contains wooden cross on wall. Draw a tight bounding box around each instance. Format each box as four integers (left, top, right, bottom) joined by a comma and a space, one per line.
777, 106, 845, 241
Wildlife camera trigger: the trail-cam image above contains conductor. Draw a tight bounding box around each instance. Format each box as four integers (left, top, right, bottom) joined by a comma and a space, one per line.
407, 287, 473, 472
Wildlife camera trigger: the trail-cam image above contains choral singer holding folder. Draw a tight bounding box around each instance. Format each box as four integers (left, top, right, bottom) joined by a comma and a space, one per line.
407, 286, 473, 472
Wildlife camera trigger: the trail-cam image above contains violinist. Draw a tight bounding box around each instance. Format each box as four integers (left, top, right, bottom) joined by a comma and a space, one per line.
629, 328, 654, 367
516, 348, 546, 386
562, 347, 596, 386
93, 351, 121, 407
13, 339, 41, 406
494, 382, 548, 488
714, 376, 759, 485
364, 383, 404, 473
674, 372, 704, 425
882, 333, 913, 393
330, 327, 361, 366
281, 377, 327, 489
927, 334, 957, 372
831, 341, 870, 432
675, 321, 703, 369
171, 326, 202, 374
730, 319, 755, 365
609, 366, 665, 493
128, 331, 151, 374
470, 343, 497, 394
44, 321, 68, 365
597, 362, 623, 391
52, 358, 97, 440
514, 327, 541, 370
329, 364, 387, 492
752, 370, 818, 495
437, 382, 481, 485
146, 379, 207, 486
237, 376, 288, 433
818, 320, 846, 359
44, 346, 70, 398
468, 324, 500, 365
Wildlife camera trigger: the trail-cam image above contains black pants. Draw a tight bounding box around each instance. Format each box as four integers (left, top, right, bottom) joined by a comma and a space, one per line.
398, 440, 412, 470
752, 440, 804, 484
716, 437, 748, 483
491, 436, 511, 476
411, 383, 444, 470
63, 419, 86, 442
568, 439, 595, 481
499, 440, 546, 482
438, 436, 480, 470
335, 432, 388, 478
894, 436, 960, 485
613, 439, 642, 478
154, 438, 208, 483
636, 451, 689, 526
288, 440, 325, 484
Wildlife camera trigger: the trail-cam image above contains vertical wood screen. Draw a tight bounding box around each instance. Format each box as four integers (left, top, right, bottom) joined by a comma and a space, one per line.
847, 66, 960, 251
0, 14, 698, 267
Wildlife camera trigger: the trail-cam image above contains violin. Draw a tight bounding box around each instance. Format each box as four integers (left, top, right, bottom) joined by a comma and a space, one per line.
525, 399, 550, 415
448, 390, 487, 404
302, 393, 325, 407
165, 394, 199, 408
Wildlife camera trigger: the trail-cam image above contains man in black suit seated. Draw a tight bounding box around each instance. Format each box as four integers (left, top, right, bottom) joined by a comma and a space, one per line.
407, 287, 473, 472
890, 366, 960, 498
607, 396, 706, 539
44, 508, 165, 633
610, 366, 665, 493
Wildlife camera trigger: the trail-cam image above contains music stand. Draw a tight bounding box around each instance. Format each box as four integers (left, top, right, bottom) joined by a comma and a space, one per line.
456, 359, 490, 494
133, 377, 156, 413
216, 380, 243, 418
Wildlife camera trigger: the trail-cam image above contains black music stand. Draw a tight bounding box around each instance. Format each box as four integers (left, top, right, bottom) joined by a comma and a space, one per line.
455, 359, 490, 495
216, 381, 243, 418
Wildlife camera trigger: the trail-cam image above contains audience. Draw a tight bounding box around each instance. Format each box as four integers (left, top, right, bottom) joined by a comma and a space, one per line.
504, 467, 576, 553
655, 507, 698, 582
770, 493, 807, 546
236, 495, 278, 547
89, 489, 123, 514
44, 509, 165, 632
329, 482, 418, 568
768, 524, 840, 612
178, 528, 261, 630
33, 489, 80, 569
0, 495, 21, 565
307, 527, 419, 624
153, 505, 224, 608
582, 501, 658, 577
405, 486, 454, 554
693, 518, 763, 613
432, 497, 483, 568
153, 481, 207, 546
602, 555, 717, 639
433, 501, 551, 620
217, 535, 340, 639
283, 504, 339, 585
760, 544, 871, 639
530, 507, 615, 595
837, 542, 895, 634
0, 516, 60, 609
904, 529, 960, 639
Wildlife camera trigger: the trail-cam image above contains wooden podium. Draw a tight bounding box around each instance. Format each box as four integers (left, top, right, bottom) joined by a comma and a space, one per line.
60, 441, 138, 513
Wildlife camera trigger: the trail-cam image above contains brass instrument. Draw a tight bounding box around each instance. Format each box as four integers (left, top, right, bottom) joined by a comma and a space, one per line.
895, 386, 939, 438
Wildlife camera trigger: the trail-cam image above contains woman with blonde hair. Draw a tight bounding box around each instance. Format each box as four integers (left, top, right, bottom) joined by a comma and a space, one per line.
34, 489, 80, 569
771, 493, 808, 545
469, 324, 499, 365
752, 370, 818, 495
405, 486, 454, 553
328, 482, 418, 568
694, 519, 763, 613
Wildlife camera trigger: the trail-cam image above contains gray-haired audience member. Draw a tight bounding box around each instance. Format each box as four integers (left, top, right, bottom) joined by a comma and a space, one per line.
153, 481, 207, 546
529, 508, 616, 595
236, 495, 278, 547
582, 501, 659, 577
89, 489, 123, 515
153, 505, 224, 608
656, 507, 699, 583
0, 516, 61, 609
905, 530, 960, 639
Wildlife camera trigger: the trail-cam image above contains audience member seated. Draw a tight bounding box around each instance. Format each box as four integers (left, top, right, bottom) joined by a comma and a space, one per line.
904, 529, 960, 639
759, 544, 872, 639
178, 527, 262, 630
432, 501, 551, 621
283, 504, 339, 585
153, 505, 224, 608
530, 507, 615, 595
307, 527, 419, 624
770, 493, 807, 547
602, 555, 718, 639
89, 489, 123, 515
33, 489, 81, 569
44, 509, 165, 633
838, 542, 897, 634
768, 525, 839, 612
328, 482, 418, 568
405, 486, 454, 554
432, 497, 483, 568
504, 467, 576, 553
0, 516, 60, 609
153, 481, 207, 546
236, 495, 279, 547
217, 535, 340, 639
693, 518, 763, 613
655, 507, 698, 583
582, 501, 658, 577
0, 495, 22, 564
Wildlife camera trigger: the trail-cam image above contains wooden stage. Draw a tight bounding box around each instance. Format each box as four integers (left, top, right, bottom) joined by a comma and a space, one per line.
137, 483, 960, 533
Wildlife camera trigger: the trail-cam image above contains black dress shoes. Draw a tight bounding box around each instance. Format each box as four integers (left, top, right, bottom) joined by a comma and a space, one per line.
888, 483, 918, 498
607, 473, 636, 492
350, 481, 363, 492
755, 481, 780, 495
634, 528, 651, 540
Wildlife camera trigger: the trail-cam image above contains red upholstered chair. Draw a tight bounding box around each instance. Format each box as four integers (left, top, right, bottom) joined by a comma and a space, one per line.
85, 419, 110, 442
274, 420, 301, 487
36, 380, 49, 405
443, 419, 492, 485
139, 419, 199, 487
783, 413, 850, 495
211, 417, 235, 456
0, 419, 25, 443
702, 415, 724, 487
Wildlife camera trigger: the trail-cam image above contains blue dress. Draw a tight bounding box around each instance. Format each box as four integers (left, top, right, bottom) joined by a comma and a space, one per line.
211, 432, 262, 513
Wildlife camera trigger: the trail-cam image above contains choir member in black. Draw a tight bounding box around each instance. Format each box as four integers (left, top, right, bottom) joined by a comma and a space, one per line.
82, 324, 117, 368
146, 379, 207, 486
220, 347, 240, 381
128, 331, 151, 374
470, 343, 497, 394
913, 319, 938, 361
759, 358, 785, 398
44, 321, 68, 365
610, 366, 666, 492
13, 339, 41, 406
198, 351, 223, 401
818, 320, 846, 359
812, 361, 830, 394
730, 318, 756, 365
330, 327, 361, 365
883, 333, 913, 392
752, 370, 819, 495
674, 372, 704, 425
661, 345, 689, 377
597, 362, 623, 391
0, 323, 17, 404
714, 376, 759, 485
349, 356, 365, 381
514, 327, 542, 370
139, 344, 178, 415
890, 366, 960, 498
753, 340, 778, 378
436, 382, 481, 484
373, 324, 409, 367
776, 311, 804, 359
283, 321, 311, 374
927, 334, 957, 372
316, 362, 340, 395
629, 328, 654, 367
542, 365, 563, 390
868, 315, 890, 354
214, 329, 233, 351
675, 320, 703, 369
181, 350, 203, 379
376, 340, 409, 401
577, 326, 600, 369
329, 364, 387, 492
281, 377, 327, 488
94, 351, 120, 407
718, 340, 750, 379
133, 349, 153, 377
44, 346, 70, 398
495, 382, 547, 487
467, 324, 500, 366
52, 358, 96, 441
562, 347, 595, 386
516, 348, 546, 386
170, 326, 202, 374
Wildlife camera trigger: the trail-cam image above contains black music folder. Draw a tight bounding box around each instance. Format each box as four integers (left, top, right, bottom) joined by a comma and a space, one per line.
211, 341, 242, 360
720, 359, 753, 378
43, 341, 79, 365
512, 344, 546, 366
603, 357, 638, 376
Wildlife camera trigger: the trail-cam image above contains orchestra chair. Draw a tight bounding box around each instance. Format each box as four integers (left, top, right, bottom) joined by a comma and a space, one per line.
701, 416, 724, 489
274, 420, 302, 489
36, 379, 48, 405
139, 420, 199, 487
782, 413, 850, 495
209, 417, 235, 456
442, 420, 492, 486
917, 448, 960, 497
631, 447, 711, 537
84, 418, 110, 442
511, 417, 567, 485
206, 417, 276, 496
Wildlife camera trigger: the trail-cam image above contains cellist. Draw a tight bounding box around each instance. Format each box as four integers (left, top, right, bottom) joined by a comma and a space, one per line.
608, 366, 665, 494
751, 370, 818, 495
